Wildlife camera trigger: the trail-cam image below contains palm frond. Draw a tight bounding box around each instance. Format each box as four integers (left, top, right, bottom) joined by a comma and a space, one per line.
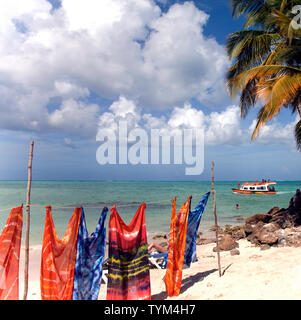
226, 30, 280, 61
228, 64, 301, 97
290, 89, 301, 115
240, 78, 259, 118
251, 104, 272, 140
252, 73, 301, 138
231, 0, 265, 18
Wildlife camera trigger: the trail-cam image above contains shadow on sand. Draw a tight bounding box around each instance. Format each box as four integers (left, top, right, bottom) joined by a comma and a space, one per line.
151, 268, 217, 300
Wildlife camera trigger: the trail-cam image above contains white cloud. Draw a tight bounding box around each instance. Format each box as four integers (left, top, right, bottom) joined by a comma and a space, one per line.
48, 99, 100, 137
248, 117, 299, 148
54, 81, 89, 99
97, 96, 297, 147
0, 0, 230, 137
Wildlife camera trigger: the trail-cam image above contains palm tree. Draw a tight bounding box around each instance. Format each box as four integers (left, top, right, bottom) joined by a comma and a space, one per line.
226, 0, 301, 149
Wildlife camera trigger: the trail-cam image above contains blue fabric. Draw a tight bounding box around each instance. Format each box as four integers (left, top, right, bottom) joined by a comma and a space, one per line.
72, 207, 108, 300
184, 192, 210, 266
160, 192, 210, 269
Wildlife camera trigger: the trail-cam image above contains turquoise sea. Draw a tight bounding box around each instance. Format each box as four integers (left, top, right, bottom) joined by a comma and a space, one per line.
0, 180, 300, 245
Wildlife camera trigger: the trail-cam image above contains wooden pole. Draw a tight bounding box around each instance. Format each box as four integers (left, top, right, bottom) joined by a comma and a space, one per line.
23, 141, 34, 300
211, 161, 222, 277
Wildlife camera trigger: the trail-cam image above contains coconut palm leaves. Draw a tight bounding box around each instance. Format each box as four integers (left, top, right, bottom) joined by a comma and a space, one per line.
227, 0, 301, 149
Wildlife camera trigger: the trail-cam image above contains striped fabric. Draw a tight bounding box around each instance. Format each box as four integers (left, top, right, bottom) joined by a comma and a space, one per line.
0, 206, 23, 300
40, 206, 81, 300
72, 207, 108, 300
164, 196, 191, 297
184, 192, 210, 267
107, 204, 151, 300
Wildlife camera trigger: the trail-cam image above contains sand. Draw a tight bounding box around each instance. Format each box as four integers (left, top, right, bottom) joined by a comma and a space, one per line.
18, 239, 301, 300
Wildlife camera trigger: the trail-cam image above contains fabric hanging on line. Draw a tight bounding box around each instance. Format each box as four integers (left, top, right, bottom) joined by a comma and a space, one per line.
0, 206, 23, 300
40, 206, 81, 300
161, 192, 210, 269
106, 203, 151, 300
72, 207, 108, 300
164, 196, 191, 297
184, 192, 210, 267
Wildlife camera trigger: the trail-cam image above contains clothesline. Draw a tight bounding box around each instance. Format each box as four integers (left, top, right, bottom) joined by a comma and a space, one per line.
0, 192, 210, 215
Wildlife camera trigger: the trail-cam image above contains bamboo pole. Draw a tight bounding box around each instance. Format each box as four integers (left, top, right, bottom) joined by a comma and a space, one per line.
211, 161, 222, 277
23, 141, 34, 300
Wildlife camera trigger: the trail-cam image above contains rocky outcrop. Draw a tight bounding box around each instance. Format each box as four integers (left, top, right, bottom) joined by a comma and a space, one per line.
243, 206, 301, 247
224, 225, 246, 240
207, 206, 301, 250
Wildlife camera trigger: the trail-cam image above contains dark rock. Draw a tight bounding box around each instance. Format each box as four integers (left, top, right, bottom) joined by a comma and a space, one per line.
210, 225, 223, 234
244, 206, 301, 248
213, 234, 239, 252
246, 221, 265, 245
224, 224, 232, 232
269, 208, 297, 229
244, 223, 254, 235
196, 238, 216, 245
267, 207, 280, 215
223, 225, 246, 240
245, 213, 272, 225
236, 216, 244, 221
257, 223, 279, 244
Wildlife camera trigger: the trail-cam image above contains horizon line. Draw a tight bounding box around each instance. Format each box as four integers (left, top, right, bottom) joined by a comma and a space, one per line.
0, 179, 300, 182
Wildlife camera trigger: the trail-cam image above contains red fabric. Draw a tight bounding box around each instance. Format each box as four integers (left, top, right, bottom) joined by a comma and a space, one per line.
40, 206, 81, 300
0, 206, 23, 300
106, 204, 151, 300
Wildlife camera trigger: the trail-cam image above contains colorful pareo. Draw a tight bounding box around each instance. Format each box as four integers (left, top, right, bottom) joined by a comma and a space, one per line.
164, 196, 191, 297
0, 206, 23, 300
40, 206, 81, 300
72, 207, 108, 300
184, 192, 210, 266
107, 204, 151, 300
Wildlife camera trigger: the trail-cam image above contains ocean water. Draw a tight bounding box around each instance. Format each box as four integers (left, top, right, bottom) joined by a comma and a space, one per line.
0, 180, 299, 245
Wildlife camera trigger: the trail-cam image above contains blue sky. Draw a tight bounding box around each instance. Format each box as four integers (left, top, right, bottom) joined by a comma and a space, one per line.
0, 0, 300, 181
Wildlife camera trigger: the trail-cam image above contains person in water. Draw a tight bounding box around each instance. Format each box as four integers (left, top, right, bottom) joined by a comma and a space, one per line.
236, 204, 240, 209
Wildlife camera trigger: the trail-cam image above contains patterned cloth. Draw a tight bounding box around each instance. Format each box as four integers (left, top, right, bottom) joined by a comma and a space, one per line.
107, 204, 151, 300
0, 206, 23, 300
72, 207, 108, 300
184, 192, 210, 267
40, 206, 81, 300
164, 197, 191, 297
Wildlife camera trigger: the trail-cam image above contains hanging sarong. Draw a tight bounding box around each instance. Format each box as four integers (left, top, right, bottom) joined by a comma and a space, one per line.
40, 206, 81, 300
107, 204, 151, 300
184, 192, 210, 267
72, 207, 108, 300
0, 206, 23, 300
164, 196, 191, 297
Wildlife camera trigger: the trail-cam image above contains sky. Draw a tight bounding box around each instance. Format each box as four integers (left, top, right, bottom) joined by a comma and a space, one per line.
0, 0, 300, 181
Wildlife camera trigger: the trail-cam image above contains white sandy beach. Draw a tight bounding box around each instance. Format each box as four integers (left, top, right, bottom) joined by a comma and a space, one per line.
19, 239, 301, 300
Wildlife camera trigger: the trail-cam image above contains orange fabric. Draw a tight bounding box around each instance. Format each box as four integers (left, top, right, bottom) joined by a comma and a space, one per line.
164, 196, 191, 297
40, 206, 81, 300
0, 206, 23, 300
